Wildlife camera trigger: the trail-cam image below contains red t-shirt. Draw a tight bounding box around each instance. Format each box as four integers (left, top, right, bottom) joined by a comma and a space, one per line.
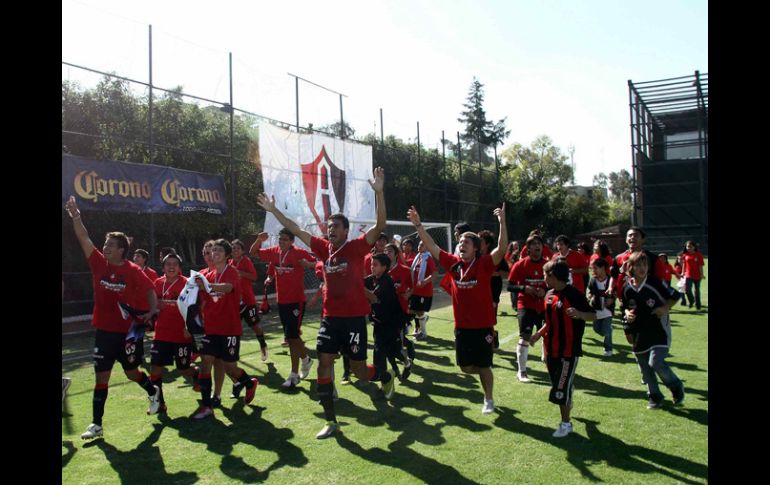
554, 249, 588, 294
153, 275, 191, 344
389, 263, 413, 314
199, 265, 242, 336
402, 252, 416, 268
231, 256, 258, 305
88, 250, 155, 333
142, 266, 159, 281
508, 257, 548, 311
410, 253, 436, 297
311, 234, 373, 317
256, 246, 314, 304
438, 250, 496, 329
590, 254, 614, 269
682, 251, 704, 280
661, 263, 675, 283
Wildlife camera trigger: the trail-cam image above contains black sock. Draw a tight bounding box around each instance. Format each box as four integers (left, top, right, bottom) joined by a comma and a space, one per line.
93, 386, 108, 426
137, 373, 157, 396
317, 381, 337, 422
257, 335, 267, 348
150, 375, 164, 404
199, 375, 212, 407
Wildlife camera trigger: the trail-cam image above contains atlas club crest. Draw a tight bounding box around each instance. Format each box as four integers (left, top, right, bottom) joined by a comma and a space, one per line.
301, 145, 346, 235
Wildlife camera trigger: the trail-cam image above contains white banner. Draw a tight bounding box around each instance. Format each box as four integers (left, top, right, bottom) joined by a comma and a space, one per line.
259, 123, 375, 249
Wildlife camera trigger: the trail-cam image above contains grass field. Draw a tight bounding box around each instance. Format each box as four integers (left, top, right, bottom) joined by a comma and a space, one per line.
62, 266, 708, 484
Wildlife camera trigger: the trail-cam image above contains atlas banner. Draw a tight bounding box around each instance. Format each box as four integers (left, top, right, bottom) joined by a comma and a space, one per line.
62, 155, 227, 214
258, 123, 375, 248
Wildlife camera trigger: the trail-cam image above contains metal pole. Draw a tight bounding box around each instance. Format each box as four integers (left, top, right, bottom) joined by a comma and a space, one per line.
694, 70, 706, 246
339, 94, 345, 139
148, 24, 156, 266
442, 130, 448, 220
417, 122, 422, 210
295, 75, 300, 131
628, 80, 638, 226
457, 131, 463, 219
229, 52, 235, 237
380, 108, 384, 144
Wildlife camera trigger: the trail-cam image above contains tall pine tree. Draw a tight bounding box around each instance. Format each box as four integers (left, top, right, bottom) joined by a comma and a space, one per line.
457, 77, 510, 149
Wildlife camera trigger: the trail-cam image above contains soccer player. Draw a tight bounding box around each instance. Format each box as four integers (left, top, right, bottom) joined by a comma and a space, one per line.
681, 241, 705, 310
191, 239, 259, 419
553, 235, 588, 295
231, 239, 269, 361
250, 229, 316, 388
530, 259, 596, 438
363, 253, 401, 399
65, 196, 161, 440
133, 249, 159, 281
148, 253, 199, 414
407, 203, 507, 414
257, 166, 386, 439
519, 229, 553, 261
587, 258, 615, 357
507, 233, 549, 383
621, 251, 685, 409
409, 239, 435, 344
384, 243, 414, 378
401, 238, 417, 268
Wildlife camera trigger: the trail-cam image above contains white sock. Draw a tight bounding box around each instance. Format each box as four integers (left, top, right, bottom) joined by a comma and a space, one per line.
517, 343, 529, 373
420, 315, 428, 334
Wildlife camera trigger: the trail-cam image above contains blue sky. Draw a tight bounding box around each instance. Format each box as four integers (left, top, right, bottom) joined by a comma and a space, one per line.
62, 0, 707, 185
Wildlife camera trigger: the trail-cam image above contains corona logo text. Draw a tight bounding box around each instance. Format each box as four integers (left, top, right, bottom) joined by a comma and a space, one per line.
160, 179, 223, 207
74, 170, 151, 203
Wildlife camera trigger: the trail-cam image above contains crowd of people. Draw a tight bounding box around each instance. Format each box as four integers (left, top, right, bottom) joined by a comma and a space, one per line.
63, 167, 705, 441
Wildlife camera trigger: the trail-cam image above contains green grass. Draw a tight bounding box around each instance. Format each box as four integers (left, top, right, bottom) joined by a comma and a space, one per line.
62, 262, 707, 484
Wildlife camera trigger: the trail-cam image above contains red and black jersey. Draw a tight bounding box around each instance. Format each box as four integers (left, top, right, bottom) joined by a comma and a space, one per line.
621, 276, 680, 354
199, 265, 242, 336
507, 257, 548, 311
88, 250, 155, 333
438, 250, 496, 329
310, 234, 373, 317
682, 251, 704, 280
231, 256, 258, 305
542, 285, 592, 358
153, 275, 191, 344
256, 246, 314, 304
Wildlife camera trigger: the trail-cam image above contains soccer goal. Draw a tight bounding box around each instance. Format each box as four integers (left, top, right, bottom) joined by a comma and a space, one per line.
348, 218, 452, 253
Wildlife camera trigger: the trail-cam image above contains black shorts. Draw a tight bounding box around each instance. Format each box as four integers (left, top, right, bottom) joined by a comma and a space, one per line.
93, 329, 144, 373
517, 308, 545, 337
150, 340, 194, 369
409, 295, 433, 312
454, 327, 494, 368
240, 303, 260, 327
279, 302, 305, 339
316, 316, 368, 361
200, 334, 241, 362
546, 356, 579, 406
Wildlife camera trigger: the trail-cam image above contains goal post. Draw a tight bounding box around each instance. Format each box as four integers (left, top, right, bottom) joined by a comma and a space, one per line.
348, 219, 452, 253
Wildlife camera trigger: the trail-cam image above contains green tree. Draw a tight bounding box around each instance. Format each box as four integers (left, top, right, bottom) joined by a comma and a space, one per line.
456, 77, 510, 163
608, 169, 633, 204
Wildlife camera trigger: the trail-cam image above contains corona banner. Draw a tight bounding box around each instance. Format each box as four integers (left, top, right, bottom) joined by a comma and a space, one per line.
258, 123, 375, 246
62, 155, 227, 214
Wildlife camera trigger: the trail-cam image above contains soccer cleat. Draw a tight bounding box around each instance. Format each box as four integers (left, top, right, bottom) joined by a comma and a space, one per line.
281, 374, 300, 389
382, 371, 396, 399
647, 397, 663, 409
192, 405, 214, 419
147, 385, 162, 415
672, 387, 686, 405
211, 396, 222, 409
230, 382, 243, 399
603, 350, 613, 357
62, 377, 72, 402
245, 377, 259, 404
299, 357, 314, 380
316, 421, 339, 439
482, 399, 495, 414
340, 374, 352, 385
517, 372, 531, 383
260, 346, 269, 362
552, 421, 573, 438
81, 423, 103, 440
401, 359, 413, 382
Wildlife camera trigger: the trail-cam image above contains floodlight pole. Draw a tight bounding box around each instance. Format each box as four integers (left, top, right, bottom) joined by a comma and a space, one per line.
148, 24, 156, 266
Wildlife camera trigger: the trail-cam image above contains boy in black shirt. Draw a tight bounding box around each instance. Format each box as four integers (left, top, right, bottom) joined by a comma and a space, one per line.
363, 253, 398, 399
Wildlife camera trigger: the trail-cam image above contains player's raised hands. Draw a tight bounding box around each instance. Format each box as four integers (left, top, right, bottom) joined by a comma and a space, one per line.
369, 167, 385, 193
257, 193, 277, 213
407, 205, 422, 227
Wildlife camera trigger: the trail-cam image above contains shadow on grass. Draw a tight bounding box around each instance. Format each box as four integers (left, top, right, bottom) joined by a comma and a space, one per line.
158, 402, 308, 483
84, 422, 198, 484
62, 441, 76, 469
493, 407, 707, 483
